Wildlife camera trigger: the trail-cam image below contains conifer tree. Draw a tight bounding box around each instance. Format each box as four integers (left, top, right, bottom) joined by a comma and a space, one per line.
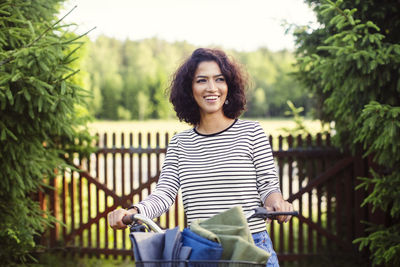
0, 0, 92, 264
294, 0, 400, 265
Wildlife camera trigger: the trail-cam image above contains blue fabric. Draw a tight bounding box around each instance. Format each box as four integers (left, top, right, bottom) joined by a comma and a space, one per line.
163, 227, 181, 260
179, 246, 192, 260
130, 228, 191, 261
182, 228, 223, 260
252, 231, 279, 267
130, 232, 165, 261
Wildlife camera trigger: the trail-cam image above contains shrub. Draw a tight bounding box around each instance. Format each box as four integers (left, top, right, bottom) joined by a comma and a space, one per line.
0, 0, 92, 264
293, 0, 400, 265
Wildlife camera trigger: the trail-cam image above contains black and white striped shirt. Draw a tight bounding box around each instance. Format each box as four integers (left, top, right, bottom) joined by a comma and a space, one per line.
135, 119, 281, 233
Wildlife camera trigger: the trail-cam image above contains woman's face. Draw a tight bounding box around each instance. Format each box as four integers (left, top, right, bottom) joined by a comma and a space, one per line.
192, 61, 228, 118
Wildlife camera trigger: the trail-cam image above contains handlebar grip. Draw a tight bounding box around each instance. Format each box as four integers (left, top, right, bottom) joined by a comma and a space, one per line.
248, 207, 300, 219
122, 214, 134, 225
122, 213, 164, 233
268, 211, 299, 216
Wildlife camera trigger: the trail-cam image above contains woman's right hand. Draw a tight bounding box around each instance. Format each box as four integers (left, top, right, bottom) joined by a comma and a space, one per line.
108, 207, 138, 229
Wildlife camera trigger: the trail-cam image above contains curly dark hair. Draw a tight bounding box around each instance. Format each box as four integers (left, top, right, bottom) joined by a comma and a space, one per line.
169, 48, 248, 125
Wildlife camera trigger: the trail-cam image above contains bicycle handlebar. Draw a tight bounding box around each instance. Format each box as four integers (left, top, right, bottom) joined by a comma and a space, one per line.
122, 207, 298, 233
122, 213, 164, 233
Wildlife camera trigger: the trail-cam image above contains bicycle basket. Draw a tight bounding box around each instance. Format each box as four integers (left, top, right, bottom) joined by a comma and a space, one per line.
135, 260, 266, 267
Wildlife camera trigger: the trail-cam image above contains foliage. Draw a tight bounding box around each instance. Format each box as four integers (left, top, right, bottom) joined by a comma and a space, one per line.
353, 102, 400, 265
354, 102, 400, 172
293, 0, 400, 265
0, 0, 93, 265
280, 100, 311, 136
82, 37, 310, 120
354, 222, 400, 267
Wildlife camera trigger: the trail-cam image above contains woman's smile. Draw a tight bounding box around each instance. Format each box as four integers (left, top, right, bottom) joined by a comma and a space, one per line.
203, 95, 220, 102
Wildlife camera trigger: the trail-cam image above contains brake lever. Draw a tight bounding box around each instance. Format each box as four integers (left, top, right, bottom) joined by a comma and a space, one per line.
130, 223, 150, 233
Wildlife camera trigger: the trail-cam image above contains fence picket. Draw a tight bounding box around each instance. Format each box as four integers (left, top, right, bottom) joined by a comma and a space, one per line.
306, 134, 313, 253
70, 164, 75, 246
345, 167, 353, 242
95, 134, 100, 257
297, 135, 304, 254
86, 158, 91, 250
139, 133, 143, 202
316, 134, 322, 251
112, 133, 117, 258
354, 150, 365, 238
336, 176, 343, 238
121, 133, 126, 250
278, 135, 284, 253
327, 173, 333, 251
49, 175, 57, 247
129, 133, 134, 201
147, 132, 156, 225
287, 135, 294, 254
62, 172, 67, 241
103, 133, 108, 253
78, 157, 83, 253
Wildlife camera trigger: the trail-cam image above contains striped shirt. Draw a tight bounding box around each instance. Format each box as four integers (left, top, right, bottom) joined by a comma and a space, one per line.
135, 119, 281, 233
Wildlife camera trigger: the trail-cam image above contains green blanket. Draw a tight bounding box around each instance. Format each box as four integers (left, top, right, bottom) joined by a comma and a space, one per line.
189, 206, 270, 264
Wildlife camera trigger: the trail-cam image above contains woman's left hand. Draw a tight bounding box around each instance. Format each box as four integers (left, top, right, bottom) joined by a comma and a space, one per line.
264, 192, 294, 224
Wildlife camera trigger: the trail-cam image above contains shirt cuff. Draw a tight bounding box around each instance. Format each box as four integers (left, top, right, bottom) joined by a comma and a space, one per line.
261, 189, 282, 205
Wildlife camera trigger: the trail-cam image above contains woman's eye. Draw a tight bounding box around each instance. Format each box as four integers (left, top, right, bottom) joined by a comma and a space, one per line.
196, 79, 206, 83
216, 77, 225, 82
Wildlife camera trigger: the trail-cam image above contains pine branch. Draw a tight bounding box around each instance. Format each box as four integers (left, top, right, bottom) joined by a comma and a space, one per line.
26, 5, 77, 47
0, 5, 78, 67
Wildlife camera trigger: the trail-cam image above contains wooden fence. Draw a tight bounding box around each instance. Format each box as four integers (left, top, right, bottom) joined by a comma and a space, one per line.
38, 132, 370, 263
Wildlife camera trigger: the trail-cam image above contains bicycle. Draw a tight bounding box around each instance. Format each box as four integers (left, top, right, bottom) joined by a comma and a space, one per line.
122, 207, 298, 267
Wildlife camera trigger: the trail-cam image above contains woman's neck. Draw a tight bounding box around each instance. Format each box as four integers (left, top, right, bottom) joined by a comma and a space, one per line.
196, 113, 235, 135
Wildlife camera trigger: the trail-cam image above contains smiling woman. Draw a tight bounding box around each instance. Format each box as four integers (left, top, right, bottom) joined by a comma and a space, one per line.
108, 48, 294, 267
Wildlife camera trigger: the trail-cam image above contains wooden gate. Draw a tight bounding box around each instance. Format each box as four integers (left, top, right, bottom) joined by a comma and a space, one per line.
39, 132, 369, 262
270, 134, 368, 262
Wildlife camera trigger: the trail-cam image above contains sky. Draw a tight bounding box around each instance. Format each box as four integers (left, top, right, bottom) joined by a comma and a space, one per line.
60, 0, 318, 52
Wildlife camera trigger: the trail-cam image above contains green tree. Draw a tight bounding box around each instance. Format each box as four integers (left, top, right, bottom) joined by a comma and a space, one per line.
250, 88, 268, 117
100, 73, 124, 119
0, 1, 92, 264
234, 48, 310, 117
85, 36, 310, 120
85, 35, 122, 119
294, 0, 400, 265
76, 37, 101, 115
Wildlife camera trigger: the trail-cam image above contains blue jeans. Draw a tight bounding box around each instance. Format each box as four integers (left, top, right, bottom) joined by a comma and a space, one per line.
252, 231, 279, 267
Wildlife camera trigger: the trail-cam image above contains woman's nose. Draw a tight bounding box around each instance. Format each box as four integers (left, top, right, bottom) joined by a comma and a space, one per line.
207, 80, 217, 91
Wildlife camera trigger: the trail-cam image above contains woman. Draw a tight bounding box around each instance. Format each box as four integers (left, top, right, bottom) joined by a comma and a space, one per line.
108, 48, 293, 266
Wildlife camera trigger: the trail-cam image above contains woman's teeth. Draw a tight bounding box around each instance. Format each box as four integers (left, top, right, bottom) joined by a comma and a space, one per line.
204, 96, 218, 100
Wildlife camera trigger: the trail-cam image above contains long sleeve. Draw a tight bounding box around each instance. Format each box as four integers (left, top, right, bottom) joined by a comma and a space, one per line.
252, 122, 281, 204
134, 134, 181, 218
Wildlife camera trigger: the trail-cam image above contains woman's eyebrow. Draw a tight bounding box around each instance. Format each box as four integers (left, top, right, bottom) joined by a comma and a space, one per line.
196, 74, 224, 78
